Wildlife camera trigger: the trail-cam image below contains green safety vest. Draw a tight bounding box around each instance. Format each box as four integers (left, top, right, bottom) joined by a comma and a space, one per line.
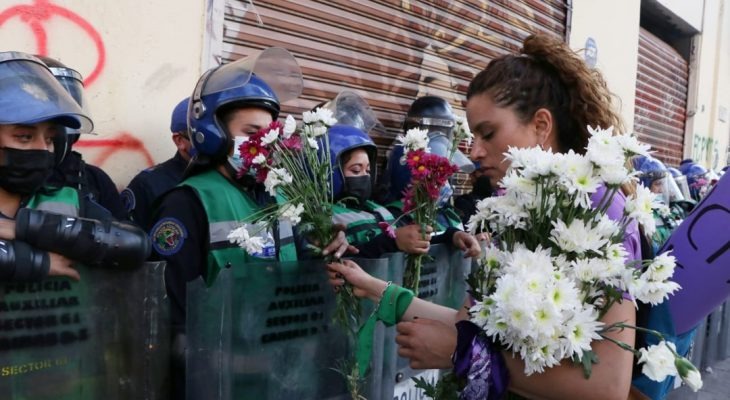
1, 187, 105, 400
332, 200, 394, 245
181, 170, 297, 285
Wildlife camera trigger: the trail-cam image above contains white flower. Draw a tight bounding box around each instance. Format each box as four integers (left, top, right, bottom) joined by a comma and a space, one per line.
283, 115, 297, 138
505, 146, 553, 179
311, 125, 328, 137
598, 164, 632, 186
316, 107, 338, 126
563, 306, 604, 359
261, 128, 279, 145
616, 133, 651, 156
586, 126, 626, 170
227, 226, 266, 255
675, 357, 703, 391
550, 218, 609, 256
631, 279, 681, 305
637, 341, 679, 382
469, 299, 491, 328
625, 184, 661, 236
396, 127, 430, 152
307, 137, 319, 150
280, 203, 304, 225
263, 167, 293, 196
252, 154, 266, 165
645, 252, 677, 282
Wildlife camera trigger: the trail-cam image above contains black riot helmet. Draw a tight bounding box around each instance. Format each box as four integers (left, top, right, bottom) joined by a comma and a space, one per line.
403, 95, 455, 136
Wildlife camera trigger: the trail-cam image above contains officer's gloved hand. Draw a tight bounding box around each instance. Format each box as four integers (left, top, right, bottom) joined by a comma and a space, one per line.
15, 208, 151, 268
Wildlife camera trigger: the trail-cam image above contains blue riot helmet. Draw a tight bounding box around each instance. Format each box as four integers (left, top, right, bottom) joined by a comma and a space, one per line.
633, 155, 670, 203
328, 124, 377, 201
39, 56, 94, 164
632, 155, 667, 188
0, 52, 92, 132
405, 95, 474, 173
667, 167, 681, 178
682, 162, 709, 200
188, 47, 302, 162
404, 95, 455, 135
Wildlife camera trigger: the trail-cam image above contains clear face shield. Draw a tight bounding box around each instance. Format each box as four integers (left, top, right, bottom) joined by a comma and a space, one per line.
321, 90, 384, 133
666, 174, 685, 203
649, 176, 671, 205
190, 47, 303, 121
427, 133, 475, 173
674, 175, 692, 201
0, 52, 93, 133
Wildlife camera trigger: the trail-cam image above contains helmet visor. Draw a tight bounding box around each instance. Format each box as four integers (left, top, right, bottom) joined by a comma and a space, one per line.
674, 175, 692, 200
201, 47, 303, 104
322, 90, 383, 133
0, 53, 93, 133
428, 134, 475, 173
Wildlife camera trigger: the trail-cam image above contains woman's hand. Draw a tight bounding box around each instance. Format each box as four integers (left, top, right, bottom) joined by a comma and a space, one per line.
395, 224, 432, 255
327, 259, 386, 301
396, 318, 457, 369
452, 230, 481, 258
48, 252, 80, 281
321, 226, 359, 259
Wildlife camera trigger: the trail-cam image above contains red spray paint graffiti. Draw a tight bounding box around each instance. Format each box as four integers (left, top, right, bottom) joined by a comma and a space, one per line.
0, 0, 106, 86
75, 132, 155, 169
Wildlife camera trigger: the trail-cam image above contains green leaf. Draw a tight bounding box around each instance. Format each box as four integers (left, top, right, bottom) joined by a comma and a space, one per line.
572, 350, 599, 379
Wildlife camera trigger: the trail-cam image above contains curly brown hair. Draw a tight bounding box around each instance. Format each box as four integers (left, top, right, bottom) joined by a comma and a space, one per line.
466, 34, 623, 154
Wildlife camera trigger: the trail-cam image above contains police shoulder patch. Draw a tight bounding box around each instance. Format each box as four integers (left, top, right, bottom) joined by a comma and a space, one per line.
120, 188, 136, 212
151, 217, 188, 256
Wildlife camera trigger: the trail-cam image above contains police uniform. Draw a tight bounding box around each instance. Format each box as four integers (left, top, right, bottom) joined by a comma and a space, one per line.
122, 151, 187, 230
49, 150, 128, 221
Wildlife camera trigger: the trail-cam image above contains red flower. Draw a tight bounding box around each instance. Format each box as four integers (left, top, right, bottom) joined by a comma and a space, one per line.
378, 222, 396, 239
280, 136, 302, 151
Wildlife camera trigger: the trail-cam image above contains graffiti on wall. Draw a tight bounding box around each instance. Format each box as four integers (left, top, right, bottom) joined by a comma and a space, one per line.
0, 0, 155, 179
0, 0, 105, 86
692, 134, 720, 170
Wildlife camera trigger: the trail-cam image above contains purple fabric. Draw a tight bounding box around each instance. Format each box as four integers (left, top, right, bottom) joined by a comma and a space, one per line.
662, 173, 730, 334
591, 186, 641, 263
454, 321, 509, 400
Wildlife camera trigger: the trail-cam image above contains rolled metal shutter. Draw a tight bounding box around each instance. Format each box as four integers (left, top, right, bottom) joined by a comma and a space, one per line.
634, 27, 689, 166
222, 0, 568, 192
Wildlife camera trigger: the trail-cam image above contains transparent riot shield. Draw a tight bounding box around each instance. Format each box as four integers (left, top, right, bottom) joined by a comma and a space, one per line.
382, 244, 472, 400
0, 261, 169, 400
186, 257, 389, 400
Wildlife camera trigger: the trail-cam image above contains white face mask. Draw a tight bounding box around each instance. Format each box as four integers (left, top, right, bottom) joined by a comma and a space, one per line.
227, 136, 248, 171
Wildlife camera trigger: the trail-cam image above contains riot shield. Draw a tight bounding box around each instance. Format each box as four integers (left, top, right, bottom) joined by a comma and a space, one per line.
381, 244, 471, 400
186, 257, 389, 400
0, 261, 169, 400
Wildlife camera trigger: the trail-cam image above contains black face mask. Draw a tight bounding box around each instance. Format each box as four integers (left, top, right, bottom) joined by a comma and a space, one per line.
0, 148, 55, 195
342, 175, 372, 204
472, 175, 493, 199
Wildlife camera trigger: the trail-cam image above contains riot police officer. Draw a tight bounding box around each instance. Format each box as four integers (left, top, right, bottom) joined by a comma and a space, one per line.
382, 96, 479, 255
679, 158, 710, 201
39, 56, 129, 221
149, 48, 352, 399
0, 52, 150, 280
633, 155, 683, 254
122, 97, 193, 230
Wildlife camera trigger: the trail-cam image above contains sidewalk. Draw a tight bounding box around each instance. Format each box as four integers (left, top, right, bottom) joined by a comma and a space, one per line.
667, 356, 730, 400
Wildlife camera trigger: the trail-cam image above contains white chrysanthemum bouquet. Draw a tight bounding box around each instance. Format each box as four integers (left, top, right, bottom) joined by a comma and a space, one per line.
466, 127, 702, 389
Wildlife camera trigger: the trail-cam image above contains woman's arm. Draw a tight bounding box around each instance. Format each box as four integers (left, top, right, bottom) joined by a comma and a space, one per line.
504, 300, 636, 400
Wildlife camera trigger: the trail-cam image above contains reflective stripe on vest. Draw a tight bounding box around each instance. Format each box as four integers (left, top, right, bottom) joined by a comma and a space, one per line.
26, 187, 80, 217
332, 200, 394, 245
181, 170, 297, 285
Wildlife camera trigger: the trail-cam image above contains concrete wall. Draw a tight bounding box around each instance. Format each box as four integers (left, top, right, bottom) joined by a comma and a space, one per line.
568, 0, 642, 133
0, 0, 207, 186
685, 0, 730, 170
